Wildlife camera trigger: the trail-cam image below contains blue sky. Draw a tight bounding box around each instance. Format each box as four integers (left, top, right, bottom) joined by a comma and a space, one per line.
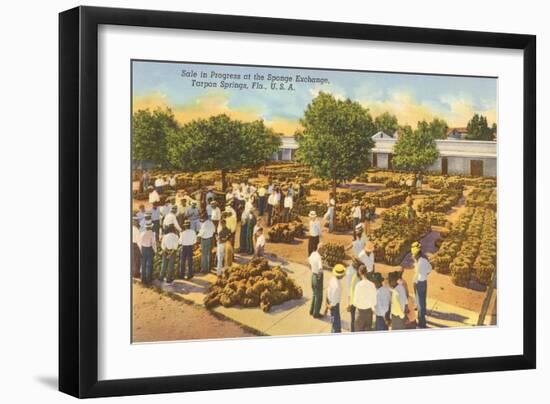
132, 60, 497, 134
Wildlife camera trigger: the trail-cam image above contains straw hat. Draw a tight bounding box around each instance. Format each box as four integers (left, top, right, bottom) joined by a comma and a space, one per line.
355, 223, 364, 231
411, 241, 422, 256
332, 264, 346, 278
308, 211, 317, 218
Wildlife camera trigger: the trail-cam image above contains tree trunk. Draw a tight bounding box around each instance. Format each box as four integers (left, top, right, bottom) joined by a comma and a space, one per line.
332, 177, 337, 209
220, 169, 227, 192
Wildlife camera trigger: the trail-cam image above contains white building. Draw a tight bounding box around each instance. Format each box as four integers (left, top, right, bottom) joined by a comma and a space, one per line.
271, 131, 496, 177
370, 131, 496, 177
271, 135, 298, 161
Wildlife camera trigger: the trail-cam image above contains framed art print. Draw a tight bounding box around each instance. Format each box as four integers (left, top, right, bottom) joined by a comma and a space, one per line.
59, 6, 536, 398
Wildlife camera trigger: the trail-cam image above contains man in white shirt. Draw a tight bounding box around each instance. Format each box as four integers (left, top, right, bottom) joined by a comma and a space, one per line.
351, 224, 366, 258
159, 224, 179, 284
373, 272, 392, 331
169, 175, 177, 189
132, 217, 141, 278
197, 215, 216, 274
254, 227, 266, 257
266, 188, 280, 226
323, 199, 335, 233
345, 260, 360, 331
411, 241, 432, 328
163, 205, 182, 232
307, 211, 322, 257
283, 192, 293, 223
139, 221, 156, 285
210, 200, 221, 230
148, 186, 160, 204
154, 176, 164, 193
326, 264, 346, 333
353, 266, 377, 331
179, 221, 197, 279
389, 271, 408, 330
357, 243, 375, 272
308, 244, 324, 318
185, 201, 201, 232
351, 199, 362, 240
257, 185, 267, 216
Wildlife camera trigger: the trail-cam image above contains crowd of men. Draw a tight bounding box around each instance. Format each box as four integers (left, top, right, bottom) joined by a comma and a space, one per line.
133, 170, 432, 333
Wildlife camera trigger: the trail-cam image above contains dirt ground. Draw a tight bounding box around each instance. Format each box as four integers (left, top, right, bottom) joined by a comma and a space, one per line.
132, 178, 496, 317
132, 281, 256, 343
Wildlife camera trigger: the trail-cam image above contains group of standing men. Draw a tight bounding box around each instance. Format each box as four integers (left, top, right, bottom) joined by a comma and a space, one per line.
306, 206, 432, 333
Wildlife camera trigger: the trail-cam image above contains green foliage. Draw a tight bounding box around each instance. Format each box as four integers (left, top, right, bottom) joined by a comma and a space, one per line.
167, 114, 281, 187
429, 117, 449, 139
392, 120, 439, 171
132, 108, 180, 167
374, 112, 399, 135
465, 114, 495, 140
296, 92, 376, 186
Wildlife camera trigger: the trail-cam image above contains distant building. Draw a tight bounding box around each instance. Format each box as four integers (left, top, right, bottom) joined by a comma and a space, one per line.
271, 130, 496, 176
270, 135, 298, 161
370, 131, 496, 177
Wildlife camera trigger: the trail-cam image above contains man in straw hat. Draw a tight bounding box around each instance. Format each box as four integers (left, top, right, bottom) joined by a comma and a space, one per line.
185, 200, 201, 232
131, 216, 141, 278
163, 204, 182, 233
358, 241, 375, 273
323, 198, 336, 233
139, 221, 156, 285
308, 243, 324, 319
224, 203, 237, 247
326, 264, 346, 333
351, 199, 362, 240
210, 200, 221, 231
197, 214, 216, 274
307, 210, 322, 257
351, 223, 366, 258
411, 241, 432, 328
178, 220, 197, 280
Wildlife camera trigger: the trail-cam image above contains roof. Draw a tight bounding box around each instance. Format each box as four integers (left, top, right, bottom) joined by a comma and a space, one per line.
371, 131, 397, 139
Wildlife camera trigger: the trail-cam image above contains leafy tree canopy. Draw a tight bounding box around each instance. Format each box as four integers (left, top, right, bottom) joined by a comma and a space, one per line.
429, 117, 449, 139
465, 114, 495, 140
374, 112, 399, 135
132, 108, 179, 168
167, 114, 281, 189
296, 92, 376, 195
392, 120, 439, 171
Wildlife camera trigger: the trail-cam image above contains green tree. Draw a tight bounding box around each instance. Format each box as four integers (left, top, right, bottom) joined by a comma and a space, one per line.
167, 114, 280, 190
429, 117, 449, 139
465, 114, 494, 140
392, 120, 439, 171
132, 108, 180, 168
374, 112, 399, 135
296, 92, 376, 207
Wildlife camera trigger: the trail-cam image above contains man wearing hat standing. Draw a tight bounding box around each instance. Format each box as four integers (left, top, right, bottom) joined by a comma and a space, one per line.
139, 221, 156, 285
307, 211, 322, 257
163, 205, 182, 233
358, 242, 375, 273
150, 202, 161, 241
266, 187, 280, 227
210, 200, 221, 231
185, 200, 201, 233
351, 224, 367, 258
411, 241, 432, 328
323, 199, 335, 233
224, 203, 237, 247
326, 264, 346, 333
308, 243, 324, 319
389, 271, 408, 330
132, 216, 141, 278
197, 214, 216, 274
159, 224, 179, 284
178, 221, 197, 280
351, 199, 362, 240
257, 184, 267, 216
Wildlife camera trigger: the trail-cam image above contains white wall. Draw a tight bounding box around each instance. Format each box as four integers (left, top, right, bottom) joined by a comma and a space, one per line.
0, 1, 546, 404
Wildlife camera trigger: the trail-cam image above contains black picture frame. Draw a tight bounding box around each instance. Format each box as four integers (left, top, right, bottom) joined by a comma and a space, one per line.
59, 5, 536, 398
